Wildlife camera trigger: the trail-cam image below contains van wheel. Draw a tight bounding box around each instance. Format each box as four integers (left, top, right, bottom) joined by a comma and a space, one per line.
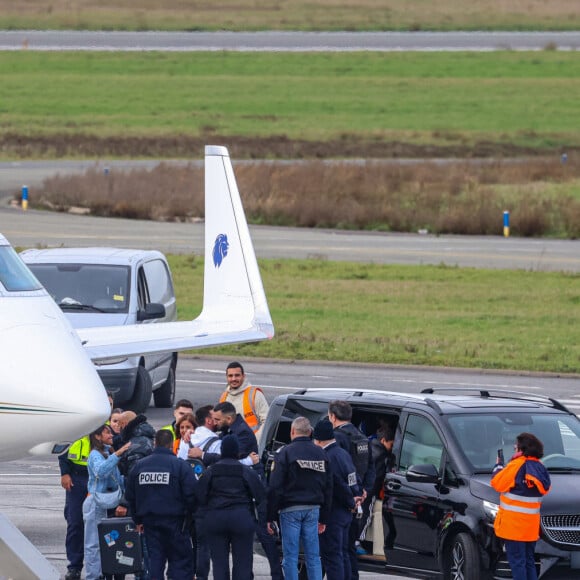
126, 366, 152, 414
443, 532, 480, 580
154, 365, 176, 408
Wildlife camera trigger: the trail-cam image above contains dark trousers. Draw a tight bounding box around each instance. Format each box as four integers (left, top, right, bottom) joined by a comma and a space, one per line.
320, 510, 352, 580
205, 506, 255, 580
195, 514, 211, 580
504, 540, 538, 580
348, 515, 360, 580
143, 517, 193, 580
64, 471, 88, 571
256, 520, 284, 580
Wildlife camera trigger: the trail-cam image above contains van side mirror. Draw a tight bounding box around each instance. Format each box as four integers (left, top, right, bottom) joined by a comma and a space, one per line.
406, 463, 439, 484
137, 303, 166, 321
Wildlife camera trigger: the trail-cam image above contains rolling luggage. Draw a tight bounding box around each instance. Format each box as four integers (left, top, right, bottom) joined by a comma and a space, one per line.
98, 517, 144, 575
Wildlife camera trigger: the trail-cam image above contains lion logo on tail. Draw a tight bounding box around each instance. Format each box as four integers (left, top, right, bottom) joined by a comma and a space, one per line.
213, 234, 229, 268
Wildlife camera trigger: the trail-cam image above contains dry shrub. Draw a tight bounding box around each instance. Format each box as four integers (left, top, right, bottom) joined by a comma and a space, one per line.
34, 157, 580, 237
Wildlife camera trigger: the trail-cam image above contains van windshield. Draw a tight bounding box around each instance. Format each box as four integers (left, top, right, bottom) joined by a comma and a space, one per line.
0, 246, 43, 292
447, 412, 580, 473
28, 263, 131, 313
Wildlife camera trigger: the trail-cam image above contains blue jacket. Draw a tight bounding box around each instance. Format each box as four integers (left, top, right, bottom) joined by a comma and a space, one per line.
267, 436, 333, 524
196, 458, 267, 524
324, 441, 360, 513
125, 447, 198, 525
87, 448, 123, 494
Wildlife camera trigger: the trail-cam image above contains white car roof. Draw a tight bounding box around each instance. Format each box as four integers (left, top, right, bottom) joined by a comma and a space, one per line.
21, 247, 166, 267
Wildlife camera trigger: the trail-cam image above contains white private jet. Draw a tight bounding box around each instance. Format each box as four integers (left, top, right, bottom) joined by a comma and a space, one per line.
0, 145, 274, 462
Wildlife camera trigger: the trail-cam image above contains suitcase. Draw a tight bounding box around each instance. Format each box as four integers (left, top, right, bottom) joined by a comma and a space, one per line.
98, 517, 144, 575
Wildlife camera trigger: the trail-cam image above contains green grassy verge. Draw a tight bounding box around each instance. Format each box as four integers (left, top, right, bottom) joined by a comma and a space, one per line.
2, 0, 580, 31
169, 256, 580, 374
2, 52, 580, 157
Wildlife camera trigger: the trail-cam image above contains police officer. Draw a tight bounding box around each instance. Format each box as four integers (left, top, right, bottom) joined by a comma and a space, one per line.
314, 419, 361, 580
126, 429, 198, 580
267, 416, 333, 580
59, 435, 90, 580
328, 400, 375, 580
196, 435, 266, 580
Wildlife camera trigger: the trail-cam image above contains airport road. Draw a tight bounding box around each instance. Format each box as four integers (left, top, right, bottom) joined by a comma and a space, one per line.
2, 356, 579, 578
0, 30, 580, 52
1, 203, 580, 272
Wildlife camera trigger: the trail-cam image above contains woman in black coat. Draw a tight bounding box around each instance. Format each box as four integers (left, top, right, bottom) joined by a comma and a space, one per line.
196, 435, 266, 580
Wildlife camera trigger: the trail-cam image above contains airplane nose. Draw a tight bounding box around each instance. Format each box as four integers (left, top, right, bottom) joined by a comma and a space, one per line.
0, 296, 110, 459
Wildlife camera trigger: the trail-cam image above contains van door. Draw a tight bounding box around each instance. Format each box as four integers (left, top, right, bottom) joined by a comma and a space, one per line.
384, 412, 445, 572
138, 259, 176, 386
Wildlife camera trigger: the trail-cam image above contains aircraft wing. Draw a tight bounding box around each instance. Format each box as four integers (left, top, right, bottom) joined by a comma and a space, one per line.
77, 145, 274, 362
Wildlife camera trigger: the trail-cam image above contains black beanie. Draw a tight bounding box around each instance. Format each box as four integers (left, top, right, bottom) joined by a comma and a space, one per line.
221, 434, 239, 459
313, 418, 334, 441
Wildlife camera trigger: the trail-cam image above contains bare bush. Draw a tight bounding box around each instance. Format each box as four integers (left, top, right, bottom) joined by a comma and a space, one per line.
34, 157, 580, 238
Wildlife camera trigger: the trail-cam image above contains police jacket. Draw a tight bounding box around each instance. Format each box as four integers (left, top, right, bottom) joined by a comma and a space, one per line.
196, 458, 266, 524
334, 422, 376, 494
491, 455, 551, 542
324, 441, 359, 513
267, 436, 332, 524
117, 414, 155, 476
125, 447, 198, 525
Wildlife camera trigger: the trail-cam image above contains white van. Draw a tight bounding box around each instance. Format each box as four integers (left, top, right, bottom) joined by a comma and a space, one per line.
21, 247, 178, 413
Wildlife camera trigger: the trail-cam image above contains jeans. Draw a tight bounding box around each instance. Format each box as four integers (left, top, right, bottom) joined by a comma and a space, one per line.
82, 495, 108, 580
279, 507, 322, 580
504, 540, 537, 580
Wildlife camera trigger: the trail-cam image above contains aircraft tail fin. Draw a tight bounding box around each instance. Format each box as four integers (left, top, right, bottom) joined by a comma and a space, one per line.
198, 145, 274, 338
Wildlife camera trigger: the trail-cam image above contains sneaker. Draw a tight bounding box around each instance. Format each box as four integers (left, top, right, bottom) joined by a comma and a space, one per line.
356, 545, 368, 555
65, 570, 81, 580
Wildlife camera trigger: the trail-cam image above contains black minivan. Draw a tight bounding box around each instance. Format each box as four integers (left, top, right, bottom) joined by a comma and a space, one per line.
259, 387, 580, 579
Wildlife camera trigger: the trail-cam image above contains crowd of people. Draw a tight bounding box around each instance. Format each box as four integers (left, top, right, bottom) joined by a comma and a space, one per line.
59, 359, 549, 580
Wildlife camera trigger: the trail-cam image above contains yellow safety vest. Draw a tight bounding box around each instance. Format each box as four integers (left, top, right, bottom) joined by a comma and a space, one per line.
161, 424, 176, 440
67, 436, 90, 466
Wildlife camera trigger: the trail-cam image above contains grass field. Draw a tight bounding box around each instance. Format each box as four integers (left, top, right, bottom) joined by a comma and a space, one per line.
168, 256, 580, 374
2, 51, 580, 159
2, 0, 580, 31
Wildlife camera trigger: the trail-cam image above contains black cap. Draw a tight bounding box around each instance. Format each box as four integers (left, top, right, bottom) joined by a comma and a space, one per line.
221, 434, 239, 459
313, 418, 334, 441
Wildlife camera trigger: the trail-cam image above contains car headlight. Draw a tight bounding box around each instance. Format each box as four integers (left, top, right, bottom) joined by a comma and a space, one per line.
483, 500, 499, 522
93, 357, 129, 366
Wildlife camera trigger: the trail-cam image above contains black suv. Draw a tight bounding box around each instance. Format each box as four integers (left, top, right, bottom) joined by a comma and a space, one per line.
259, 387, 580, 579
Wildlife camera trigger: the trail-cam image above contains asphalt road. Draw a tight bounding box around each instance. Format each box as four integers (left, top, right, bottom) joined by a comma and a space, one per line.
2, 201, 579, 272
3, 357, 579, 579
1, 30, 580, 51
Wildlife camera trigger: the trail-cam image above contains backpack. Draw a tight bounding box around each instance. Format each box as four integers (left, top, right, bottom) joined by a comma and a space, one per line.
338, 423, 370, 478
188, 436, 220, 480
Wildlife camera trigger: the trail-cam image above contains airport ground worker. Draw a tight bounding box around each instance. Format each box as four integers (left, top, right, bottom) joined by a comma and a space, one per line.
313, 418, 361, 580
267, 416, 332, 580
491, 432, 551, 580
126, 429, 198, 580
59, 435, 90, 580
195, 435, 267, 580
219, 361, 269, 442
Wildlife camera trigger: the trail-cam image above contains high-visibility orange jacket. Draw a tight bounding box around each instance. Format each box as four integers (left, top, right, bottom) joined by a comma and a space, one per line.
491, 455, 551, 542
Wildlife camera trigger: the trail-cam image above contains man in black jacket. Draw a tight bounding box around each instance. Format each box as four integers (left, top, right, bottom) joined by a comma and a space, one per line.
267, 416, 333, 580
328, 400, 376, 580
126, 429, 198, 580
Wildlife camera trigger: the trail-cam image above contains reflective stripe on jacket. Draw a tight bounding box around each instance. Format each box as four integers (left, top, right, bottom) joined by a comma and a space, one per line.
491, 455, 551, 542
219, 386, 263, 433
67, 436, 90, 466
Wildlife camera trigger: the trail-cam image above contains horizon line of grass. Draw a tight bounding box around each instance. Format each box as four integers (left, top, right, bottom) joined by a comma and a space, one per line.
168, 256, 580, 375
2, 51, 580, 156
